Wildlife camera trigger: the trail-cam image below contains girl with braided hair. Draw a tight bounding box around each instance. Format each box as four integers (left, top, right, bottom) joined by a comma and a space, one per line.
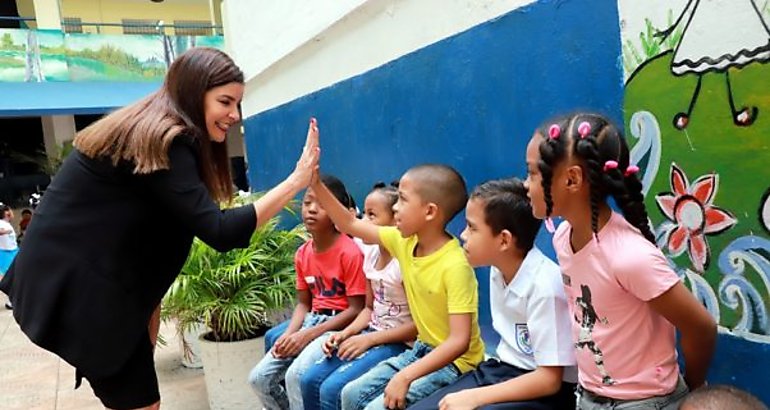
523, 113, 717, 409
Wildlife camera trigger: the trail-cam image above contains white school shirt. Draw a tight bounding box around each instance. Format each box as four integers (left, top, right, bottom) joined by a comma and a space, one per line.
0, 220, 18, 250
490, 247, 578, 383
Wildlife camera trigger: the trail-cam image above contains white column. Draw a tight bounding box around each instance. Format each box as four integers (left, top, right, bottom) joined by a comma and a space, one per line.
41, 115, 76, 160
221, 0, 235, 55
32, 0, 62, 30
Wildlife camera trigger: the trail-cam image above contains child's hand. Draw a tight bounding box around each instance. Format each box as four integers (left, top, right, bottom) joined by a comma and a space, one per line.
281, 329, 315, 357
322, 332, 347, 357
383, 371, 410, 409
439, 391, 480, 410
310, 168, 320, 187
337, 333, 374, 361
271, 333, 291, 358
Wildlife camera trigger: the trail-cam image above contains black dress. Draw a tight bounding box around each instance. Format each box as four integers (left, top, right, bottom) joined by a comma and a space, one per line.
0, 136, 256, 378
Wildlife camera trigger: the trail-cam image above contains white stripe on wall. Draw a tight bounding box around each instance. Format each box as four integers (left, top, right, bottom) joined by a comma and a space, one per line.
223, 0, 538, 117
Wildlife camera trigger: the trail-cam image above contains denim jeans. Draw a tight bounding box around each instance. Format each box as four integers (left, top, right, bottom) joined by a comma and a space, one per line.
247, 314, 331, 410
301, 328, 409, 410
340, 340, 462, 410
576, 376, 689, 409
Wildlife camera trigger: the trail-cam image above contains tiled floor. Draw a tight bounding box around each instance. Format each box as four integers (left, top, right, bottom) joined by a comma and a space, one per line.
0, 297, 210, 410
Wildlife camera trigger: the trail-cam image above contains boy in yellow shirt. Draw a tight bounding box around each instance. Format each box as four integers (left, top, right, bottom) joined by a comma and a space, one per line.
311, 164, 484, 410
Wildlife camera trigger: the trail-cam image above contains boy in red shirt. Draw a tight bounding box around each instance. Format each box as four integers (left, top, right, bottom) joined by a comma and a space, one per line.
249, 174, 366, 410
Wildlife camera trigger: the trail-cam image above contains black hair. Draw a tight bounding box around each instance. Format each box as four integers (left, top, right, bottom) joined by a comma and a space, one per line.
471, 178, 542, 252
405, 164, 468, 223
0, 204, 10, 217
346, 192, 357, 212
21, 209, 32, 215
320, 174, 354, 209
682, 385, 768, 410
535, 113, 655, 244
370, 181, 399, 212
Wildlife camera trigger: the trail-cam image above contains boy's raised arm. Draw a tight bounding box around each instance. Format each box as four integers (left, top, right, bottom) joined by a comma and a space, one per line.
310, 177, 382, 244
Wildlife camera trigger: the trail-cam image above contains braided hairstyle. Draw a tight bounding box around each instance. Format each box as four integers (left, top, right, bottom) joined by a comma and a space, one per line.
371, 181, 400, 215
535, 113, 655, 244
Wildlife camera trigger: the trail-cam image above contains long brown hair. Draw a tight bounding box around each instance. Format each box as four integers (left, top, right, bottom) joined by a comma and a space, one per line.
74, 47, 244, 203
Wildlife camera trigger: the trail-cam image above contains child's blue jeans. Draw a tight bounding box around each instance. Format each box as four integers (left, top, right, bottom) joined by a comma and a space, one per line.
340, 340, 462, 410
300, 327, 409, 410
247, 314, 331, 410
264, 319, 290, 353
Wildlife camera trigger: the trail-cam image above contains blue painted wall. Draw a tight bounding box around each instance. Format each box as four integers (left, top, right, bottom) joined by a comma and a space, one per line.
0, 81, 160, 117
706, 333, 770, 402
242, 0, 770, 399
245, 0, 624, 327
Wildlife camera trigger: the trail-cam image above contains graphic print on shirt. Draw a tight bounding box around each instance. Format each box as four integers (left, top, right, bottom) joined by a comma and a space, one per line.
307, 273, 347, 297
515, 323, 533, 356
372, 278, 401, 329
574, 284, 615, 386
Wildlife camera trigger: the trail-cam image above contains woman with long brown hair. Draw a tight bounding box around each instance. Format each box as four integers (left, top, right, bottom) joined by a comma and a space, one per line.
0, 47, 320, 410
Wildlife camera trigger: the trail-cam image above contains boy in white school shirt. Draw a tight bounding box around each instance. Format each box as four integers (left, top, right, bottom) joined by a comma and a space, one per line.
410, 178, 577, 410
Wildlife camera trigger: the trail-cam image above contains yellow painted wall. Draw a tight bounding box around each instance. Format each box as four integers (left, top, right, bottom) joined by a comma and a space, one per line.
62, 0, 213, 34
15, 0, 215, 34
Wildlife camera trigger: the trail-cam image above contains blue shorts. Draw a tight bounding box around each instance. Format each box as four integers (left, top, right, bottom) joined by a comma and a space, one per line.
0, 248, 18, 274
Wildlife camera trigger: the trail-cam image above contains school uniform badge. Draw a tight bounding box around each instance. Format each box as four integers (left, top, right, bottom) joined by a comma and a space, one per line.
515, 323, 533, 355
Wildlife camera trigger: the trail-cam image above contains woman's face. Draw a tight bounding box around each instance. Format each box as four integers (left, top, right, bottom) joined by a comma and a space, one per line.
203, 82, 244, 143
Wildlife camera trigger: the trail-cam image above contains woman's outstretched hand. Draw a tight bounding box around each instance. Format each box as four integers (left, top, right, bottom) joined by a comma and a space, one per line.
252, 117, 321, 229
291, 117, 320, 188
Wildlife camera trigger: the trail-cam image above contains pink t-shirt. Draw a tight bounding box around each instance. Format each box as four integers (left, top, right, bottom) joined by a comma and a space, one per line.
296, 234, 366, 312
553, 212, 681, 400
356, 240, 412, 331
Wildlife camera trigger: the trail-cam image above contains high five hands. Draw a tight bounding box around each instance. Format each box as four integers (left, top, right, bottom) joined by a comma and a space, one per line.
292, 117, 321, 188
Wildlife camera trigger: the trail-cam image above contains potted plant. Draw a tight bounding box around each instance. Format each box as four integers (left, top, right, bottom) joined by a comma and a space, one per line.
162, 194, 303, 409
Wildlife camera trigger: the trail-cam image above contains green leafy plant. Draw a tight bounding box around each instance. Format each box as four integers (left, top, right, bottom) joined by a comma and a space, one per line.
162, 194, 305, 342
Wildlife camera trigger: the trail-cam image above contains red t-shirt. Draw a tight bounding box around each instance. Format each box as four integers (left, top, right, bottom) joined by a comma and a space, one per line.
295, 233, 366, 311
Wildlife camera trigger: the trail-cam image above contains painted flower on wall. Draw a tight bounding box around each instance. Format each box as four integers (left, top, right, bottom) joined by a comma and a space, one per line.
655, 163, 737, 272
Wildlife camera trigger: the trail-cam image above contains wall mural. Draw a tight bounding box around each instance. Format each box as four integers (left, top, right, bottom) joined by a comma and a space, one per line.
0, 28, 224, 82
621, 0, 770, 343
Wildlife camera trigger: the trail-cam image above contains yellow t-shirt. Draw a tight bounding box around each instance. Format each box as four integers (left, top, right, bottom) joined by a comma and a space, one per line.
379, 226, 485, 373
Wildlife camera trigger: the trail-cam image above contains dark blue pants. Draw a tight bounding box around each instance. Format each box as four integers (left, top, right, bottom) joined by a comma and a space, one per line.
408, 359, 576, 410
